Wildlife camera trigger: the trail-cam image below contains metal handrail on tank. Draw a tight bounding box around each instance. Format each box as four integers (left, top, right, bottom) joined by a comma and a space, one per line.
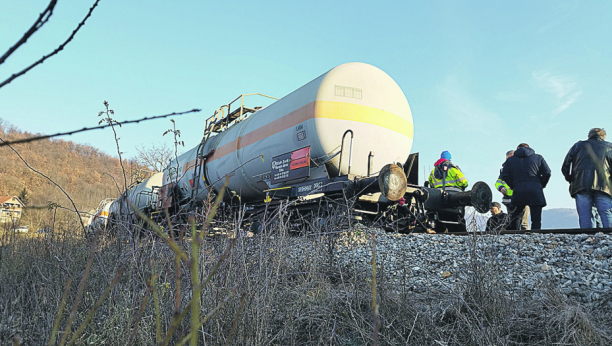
96, 198, 115, 211
338, 130, 354, 176
203, 93, 279, 139
203, 106, 228, 140
231, 93, 279, 122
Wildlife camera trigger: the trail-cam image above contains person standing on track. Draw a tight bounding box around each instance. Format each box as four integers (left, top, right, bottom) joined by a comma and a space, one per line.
427, 150, 469, 232
561, 128, 612, 228
501, 143, 551, 230
428, 150, 468, 191
496, 150, 530, 230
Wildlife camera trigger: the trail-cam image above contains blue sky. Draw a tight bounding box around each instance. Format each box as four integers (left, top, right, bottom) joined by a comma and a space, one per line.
1, 1, 610, 209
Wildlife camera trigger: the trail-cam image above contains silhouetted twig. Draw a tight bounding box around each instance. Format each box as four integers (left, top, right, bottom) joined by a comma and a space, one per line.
0, 0, 101, 89
99, 100, 128, 192
0, 0, 58, 66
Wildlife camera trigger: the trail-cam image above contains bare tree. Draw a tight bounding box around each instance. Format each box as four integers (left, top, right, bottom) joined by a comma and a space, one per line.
135, 142, 173, 173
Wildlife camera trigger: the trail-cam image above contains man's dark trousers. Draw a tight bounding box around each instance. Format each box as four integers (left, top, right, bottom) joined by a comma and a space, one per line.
511, 205, 543, 230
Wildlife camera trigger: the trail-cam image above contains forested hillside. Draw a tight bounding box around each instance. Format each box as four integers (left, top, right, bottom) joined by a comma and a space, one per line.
0, 120, 147, 230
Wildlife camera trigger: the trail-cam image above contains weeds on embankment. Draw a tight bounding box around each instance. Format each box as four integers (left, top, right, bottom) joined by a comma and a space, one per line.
1, 204, 612, 345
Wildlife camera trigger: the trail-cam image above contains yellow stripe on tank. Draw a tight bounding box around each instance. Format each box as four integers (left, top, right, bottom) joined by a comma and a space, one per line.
314, 101, 414, 139
208, 100, 413, 162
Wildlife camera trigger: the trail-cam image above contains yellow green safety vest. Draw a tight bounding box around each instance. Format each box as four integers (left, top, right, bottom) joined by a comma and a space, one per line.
428, 165, 468, 190
495, 177, 513, 196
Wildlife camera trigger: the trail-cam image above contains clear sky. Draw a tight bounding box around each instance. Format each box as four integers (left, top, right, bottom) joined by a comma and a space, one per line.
1, 1, 610, 209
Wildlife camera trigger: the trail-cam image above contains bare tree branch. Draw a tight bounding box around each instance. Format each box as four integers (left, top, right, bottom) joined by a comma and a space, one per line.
104, 172, 121, 196
0, 0, 58, 66
135, 142, 173, 172
0, 0, 101, 89
0, 108, 201, 147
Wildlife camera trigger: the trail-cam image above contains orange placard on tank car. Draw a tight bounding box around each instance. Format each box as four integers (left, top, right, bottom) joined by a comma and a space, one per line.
290, 147, 310, 170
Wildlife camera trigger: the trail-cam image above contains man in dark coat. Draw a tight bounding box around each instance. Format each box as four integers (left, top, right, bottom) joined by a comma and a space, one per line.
561, 128, 612, 228
496, 150, 530, 229
501, 143, 551, 230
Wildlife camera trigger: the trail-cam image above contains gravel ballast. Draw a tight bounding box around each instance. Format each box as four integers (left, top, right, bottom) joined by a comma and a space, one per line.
322, 228, 612, 304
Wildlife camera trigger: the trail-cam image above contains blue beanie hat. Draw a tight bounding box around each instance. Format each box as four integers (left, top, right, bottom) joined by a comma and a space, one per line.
440, 150, 452, 160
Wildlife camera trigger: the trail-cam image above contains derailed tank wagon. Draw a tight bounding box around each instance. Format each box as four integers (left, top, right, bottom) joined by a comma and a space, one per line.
97, 63, 492, 234
90, 172, 163, 233
158, 63, 414, 205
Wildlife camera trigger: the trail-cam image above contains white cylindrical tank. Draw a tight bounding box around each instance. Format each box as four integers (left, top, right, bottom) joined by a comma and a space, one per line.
88, 198, 114, 231
164, 62, 414, 204
126, 172, 164, 213
110, 172, 164, 219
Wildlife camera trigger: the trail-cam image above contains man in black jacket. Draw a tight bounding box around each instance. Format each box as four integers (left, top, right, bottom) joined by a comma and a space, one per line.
561, 128, 612, 228
486, 202, 509, 232
501, 143, 551, 230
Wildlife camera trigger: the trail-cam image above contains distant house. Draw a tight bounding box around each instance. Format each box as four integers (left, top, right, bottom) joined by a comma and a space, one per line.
0, 196, 25, 224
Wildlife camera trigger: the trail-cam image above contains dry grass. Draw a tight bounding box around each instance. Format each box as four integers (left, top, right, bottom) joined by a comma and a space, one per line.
1, 204, 612, 345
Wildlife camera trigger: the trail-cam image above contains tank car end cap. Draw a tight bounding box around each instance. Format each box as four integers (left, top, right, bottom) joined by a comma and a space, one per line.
470, 181, 493, 214
378, 164, 407, 201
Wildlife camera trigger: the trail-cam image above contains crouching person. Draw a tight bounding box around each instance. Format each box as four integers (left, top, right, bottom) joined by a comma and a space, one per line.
486, 202, 509, 232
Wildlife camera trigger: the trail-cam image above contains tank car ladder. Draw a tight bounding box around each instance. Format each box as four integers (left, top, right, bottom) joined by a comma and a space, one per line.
195, 93, 279, 201
189, 139, 208, 203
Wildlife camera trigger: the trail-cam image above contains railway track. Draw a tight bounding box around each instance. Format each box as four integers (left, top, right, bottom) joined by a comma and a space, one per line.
447, 227, 612, 236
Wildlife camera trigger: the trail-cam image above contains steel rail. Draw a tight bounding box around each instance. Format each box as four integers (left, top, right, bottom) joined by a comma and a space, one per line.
432, 227, 612, 236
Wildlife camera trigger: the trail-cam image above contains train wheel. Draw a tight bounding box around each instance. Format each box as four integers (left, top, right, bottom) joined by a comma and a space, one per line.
250, 221, 263, 234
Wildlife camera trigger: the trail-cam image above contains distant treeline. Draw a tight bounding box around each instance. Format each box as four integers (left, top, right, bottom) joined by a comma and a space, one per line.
0, 119, 147, 230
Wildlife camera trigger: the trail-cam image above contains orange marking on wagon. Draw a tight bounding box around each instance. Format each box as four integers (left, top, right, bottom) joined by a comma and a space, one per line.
208, 138, 238, 162
207, 101, 412, 163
